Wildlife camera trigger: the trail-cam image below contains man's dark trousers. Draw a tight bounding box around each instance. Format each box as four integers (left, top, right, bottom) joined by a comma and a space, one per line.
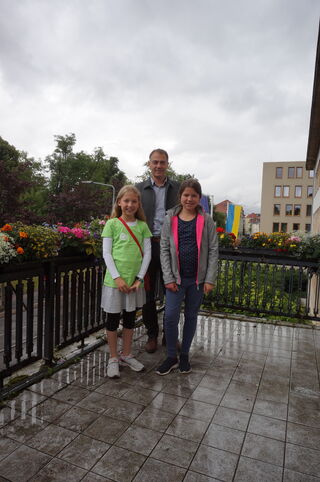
143, 238, 162, 339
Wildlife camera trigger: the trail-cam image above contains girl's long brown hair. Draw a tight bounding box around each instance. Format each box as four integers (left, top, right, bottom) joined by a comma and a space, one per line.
110, 185, 146, 221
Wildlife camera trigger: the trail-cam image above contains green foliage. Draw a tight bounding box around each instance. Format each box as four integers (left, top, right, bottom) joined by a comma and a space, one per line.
212, 207, 226, 229
46, 134, 127, 223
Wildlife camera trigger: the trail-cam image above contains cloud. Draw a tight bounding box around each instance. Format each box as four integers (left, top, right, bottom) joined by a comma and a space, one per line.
0, 0, 319, 213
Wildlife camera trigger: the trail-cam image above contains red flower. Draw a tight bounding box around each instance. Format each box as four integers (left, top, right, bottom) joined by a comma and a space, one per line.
1, 224, 12, 232
216, 227, 225, 233
229, 233, 236, 240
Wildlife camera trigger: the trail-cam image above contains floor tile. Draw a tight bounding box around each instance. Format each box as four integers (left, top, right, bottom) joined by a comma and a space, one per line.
212, 406, 250, 431
150, 392, 187, 414
27, 423, 77, 455
82, 472, 113, 481
76, 390, 116, 413
202, 423, 245, 454
84, 415, 129, 443
283, 468, 320, 481
28, 397, 71, 423
0, 445, 51, 481
253, 398, 288, 420
179, 399, 217, 422
287, 422, 320, 450
93, 445, 145, 481
241, 432, 285, 466
115, 424, 162, 455
285, 443, 320, 478
133, 457, 186, 481
0, 405, 21, 428
32, 457, 87, 481
94, 381, 132, 397
234, 456, 283, 482
248, 413, 286, 441
166, 414, 208, 442
103, 397, 144, 422
134, 406, 175, 432
29, 377, 67, 396
52, 384, 90, 405
55, 405, 100, 432
0, 436, 20, 461
151, 434, 198, 468
0, 413, 48, 443
190, 386, 224, 405
58, 433, 110, 469
183, 471, 220, 481
6, 390, 46, 412
121, 386, 159, 405
190, 444, 238, 481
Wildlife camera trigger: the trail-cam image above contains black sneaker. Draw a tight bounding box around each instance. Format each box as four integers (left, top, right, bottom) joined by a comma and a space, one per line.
179, 354, 191, 374
156, 357, 179, 376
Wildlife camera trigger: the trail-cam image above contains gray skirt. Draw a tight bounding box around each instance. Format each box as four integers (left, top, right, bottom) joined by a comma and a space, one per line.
101, 285, 146, 313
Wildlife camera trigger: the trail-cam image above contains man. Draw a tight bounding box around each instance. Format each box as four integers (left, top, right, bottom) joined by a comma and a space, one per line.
136, 149, 180, 353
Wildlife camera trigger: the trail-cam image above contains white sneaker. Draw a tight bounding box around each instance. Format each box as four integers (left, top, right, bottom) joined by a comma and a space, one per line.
119, 354, 144, 372
107, 357, 120, 378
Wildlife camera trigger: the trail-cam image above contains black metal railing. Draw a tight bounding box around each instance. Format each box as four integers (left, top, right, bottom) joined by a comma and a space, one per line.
0, 250, 319, 387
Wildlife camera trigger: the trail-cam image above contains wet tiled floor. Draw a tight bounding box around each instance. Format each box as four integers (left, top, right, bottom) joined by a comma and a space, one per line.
0, 316, 320, 481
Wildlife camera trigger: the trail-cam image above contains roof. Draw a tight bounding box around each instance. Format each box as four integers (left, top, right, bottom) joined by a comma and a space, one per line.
306, 22, 320, 170
214, 200, 233, 214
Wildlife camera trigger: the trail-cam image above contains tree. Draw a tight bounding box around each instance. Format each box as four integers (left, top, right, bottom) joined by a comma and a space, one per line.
47, 134, 127, 223
0, 137, 48, 224
212, 206, 226, 229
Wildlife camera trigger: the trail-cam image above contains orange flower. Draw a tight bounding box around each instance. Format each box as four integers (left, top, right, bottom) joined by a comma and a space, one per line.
16, 247, 24, 254
19, 231, 28, 238
3, 236, 9, 242
1, 224, 12, 232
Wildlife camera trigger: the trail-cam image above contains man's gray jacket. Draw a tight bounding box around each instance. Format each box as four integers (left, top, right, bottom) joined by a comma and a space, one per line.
136, 178, 180, 233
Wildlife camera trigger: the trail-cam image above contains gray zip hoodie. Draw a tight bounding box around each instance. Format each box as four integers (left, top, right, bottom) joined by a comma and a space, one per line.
160, 205, 219, 286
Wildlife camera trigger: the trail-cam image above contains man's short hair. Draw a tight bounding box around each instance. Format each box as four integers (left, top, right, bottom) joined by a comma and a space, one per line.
149, 148, 169, 161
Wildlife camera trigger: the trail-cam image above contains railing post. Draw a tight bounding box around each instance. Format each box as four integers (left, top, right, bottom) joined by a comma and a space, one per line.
43, 260, 55, 366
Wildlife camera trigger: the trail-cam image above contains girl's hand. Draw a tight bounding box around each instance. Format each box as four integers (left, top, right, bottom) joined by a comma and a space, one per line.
204, 283, 214, 294
115, 277, 130, 293
165, 282, 179, 292
129, 280, 141, 292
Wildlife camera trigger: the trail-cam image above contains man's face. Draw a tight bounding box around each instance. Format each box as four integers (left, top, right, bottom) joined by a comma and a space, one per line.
148, 152, 169, 180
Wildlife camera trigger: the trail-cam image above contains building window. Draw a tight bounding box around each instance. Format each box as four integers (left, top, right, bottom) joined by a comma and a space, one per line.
285, 204, 293, 215
293, 223, 300, 231
276, 167, 283, 178
280, 223, 287, 233
309, 170, 314, 178
305, 224, 311, 232
307, 186, 313, 197
273, 204, 280, 215
273, 222, 279, 232
296, 167, 303, 178
288, 167, 295, 178
306, 204, 312, 216
274, 186, 281, 197
295, 186, 302, 197
294, 204, 301, 216
283, 186, 289, 197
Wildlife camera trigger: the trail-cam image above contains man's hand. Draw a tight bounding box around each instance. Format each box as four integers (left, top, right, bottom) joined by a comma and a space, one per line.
204, 283, 214, 294
115, 277, 130, 293
129, 280, 141, 292
165, 282, 179, 292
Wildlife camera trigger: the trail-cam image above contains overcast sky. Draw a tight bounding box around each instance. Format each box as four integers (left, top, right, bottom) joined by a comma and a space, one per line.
0, 0, 319, 213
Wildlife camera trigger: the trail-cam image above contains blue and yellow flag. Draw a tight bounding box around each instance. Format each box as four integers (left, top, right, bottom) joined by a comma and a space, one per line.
226, 204, 242, 237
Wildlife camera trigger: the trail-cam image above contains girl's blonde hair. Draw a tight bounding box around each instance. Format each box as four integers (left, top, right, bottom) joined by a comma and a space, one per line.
110, 185, 146, 221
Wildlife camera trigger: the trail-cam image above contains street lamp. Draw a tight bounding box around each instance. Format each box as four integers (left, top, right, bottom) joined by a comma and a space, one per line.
80, 181, 116, 208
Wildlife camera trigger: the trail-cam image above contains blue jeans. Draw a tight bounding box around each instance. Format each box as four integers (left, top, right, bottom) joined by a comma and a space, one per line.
164, 278, 204, 358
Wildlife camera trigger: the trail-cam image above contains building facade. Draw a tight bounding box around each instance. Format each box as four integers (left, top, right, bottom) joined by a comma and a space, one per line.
260, 162, 313, 234
244, 213, 260, 234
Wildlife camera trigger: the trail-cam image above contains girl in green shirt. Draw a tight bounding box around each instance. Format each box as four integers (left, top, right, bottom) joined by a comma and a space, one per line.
101, 185, 152, 378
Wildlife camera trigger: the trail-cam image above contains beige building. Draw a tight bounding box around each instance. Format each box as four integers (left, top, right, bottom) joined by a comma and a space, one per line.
260, 162, 313, 234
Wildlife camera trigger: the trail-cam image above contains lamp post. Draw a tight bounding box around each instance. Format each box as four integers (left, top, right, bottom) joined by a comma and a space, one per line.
80, 181, 116, 208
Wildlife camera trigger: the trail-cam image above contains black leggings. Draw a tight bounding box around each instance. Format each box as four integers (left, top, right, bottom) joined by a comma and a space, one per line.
106, 310, 136, 331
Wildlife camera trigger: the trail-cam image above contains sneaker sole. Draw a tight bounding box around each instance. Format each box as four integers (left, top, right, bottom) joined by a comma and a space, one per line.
155, 362, 179, 376
179, 368, 192, 374
119, 360, 144, 372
